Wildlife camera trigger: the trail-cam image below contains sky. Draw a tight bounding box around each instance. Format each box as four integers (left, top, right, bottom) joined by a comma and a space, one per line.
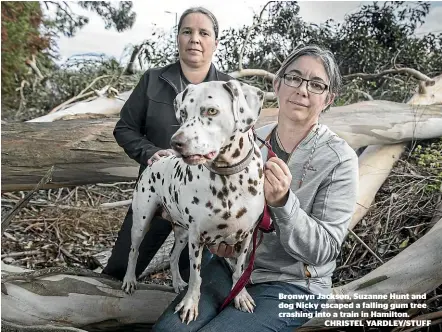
52, 1, 442, 65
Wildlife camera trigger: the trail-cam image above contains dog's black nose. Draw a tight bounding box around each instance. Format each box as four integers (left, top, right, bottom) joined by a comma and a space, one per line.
170, 133, 186, 152
171, 140, 182, 150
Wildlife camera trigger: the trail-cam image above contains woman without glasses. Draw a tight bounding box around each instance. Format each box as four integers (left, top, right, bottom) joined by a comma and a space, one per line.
102, 6, 231, 284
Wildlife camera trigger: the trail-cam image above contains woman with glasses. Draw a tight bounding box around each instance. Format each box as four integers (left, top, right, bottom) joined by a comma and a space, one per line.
154, 45, 359, 331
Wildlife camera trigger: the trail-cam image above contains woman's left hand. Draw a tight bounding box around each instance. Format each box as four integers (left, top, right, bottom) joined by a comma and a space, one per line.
264, 157, 292, 207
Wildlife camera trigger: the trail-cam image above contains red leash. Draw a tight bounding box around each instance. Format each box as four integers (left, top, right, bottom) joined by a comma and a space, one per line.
219, 124, 319, 311
219, 131, 276, 312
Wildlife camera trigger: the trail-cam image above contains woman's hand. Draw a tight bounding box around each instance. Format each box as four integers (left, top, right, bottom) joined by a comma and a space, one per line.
264, 157, 292, 207
147, 149, 178, 166
208, 242, 237, 258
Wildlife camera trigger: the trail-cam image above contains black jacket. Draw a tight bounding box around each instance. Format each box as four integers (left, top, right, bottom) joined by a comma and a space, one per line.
114, 61, 232, 175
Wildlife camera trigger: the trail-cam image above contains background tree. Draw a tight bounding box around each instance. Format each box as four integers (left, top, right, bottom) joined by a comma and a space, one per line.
1, 2, 51, 98
215, 1, 441, 104
1, 1, 136, 115
2, 1, 441, 121
43, 1, 136, 38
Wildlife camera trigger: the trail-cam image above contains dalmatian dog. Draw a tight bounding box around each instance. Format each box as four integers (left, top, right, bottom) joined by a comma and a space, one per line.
121, 80, 266, 324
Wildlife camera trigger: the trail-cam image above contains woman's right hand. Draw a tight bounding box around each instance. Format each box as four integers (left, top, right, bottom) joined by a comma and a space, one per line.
148, 149, 178, 166
208, 242, 237, 258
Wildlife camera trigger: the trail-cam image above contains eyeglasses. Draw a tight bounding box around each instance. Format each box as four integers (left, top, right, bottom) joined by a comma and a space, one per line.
283, 74, 329, 94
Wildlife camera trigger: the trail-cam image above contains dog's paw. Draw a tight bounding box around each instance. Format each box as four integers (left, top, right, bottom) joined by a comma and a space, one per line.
174, 292, 200, 324
234, 289, 256, 313
173, 278, 188, 293
121, 275, 137, 295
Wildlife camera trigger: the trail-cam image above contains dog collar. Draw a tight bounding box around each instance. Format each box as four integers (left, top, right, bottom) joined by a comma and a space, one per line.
203, 144, 255, 176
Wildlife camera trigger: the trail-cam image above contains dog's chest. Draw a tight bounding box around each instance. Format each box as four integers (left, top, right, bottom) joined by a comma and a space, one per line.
148, 156, 265, 235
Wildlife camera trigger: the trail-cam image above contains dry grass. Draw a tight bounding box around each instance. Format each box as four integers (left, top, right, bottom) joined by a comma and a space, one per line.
1, 183, 132, 270
333, 157, 440, 287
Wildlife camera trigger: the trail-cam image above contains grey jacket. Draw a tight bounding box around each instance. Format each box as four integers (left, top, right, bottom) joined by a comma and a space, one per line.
251, 123, 359, 295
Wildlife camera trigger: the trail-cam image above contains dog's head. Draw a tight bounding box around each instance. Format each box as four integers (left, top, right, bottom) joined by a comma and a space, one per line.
170, 80, 264, 165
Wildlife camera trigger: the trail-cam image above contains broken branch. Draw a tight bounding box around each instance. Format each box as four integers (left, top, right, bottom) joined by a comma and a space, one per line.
1, 166, 54, 235
344, 67, 435, 86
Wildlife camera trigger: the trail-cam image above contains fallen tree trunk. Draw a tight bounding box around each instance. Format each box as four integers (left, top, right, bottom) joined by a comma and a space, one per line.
2, 101, 441, 192
27, 90, 133, 123
1, 119, 139, 192
350, 143, 406, 230
298, 217, 442, 331
1, 264, 176, 330
259, 101, 442, 148
2, 218, 440, 331
347, 74, 441, 230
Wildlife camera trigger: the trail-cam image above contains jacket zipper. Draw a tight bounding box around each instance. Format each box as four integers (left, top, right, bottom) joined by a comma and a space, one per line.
159, 65, 220, 95
160, 76, 179, 94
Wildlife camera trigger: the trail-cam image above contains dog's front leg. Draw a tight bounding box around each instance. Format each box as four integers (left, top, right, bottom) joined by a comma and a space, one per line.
174, 226, 203, 324
170, 225, 189, 293
231, 231, 256, 313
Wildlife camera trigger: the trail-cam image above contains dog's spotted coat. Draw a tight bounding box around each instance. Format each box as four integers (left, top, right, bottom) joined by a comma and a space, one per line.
122, 80, 265, 324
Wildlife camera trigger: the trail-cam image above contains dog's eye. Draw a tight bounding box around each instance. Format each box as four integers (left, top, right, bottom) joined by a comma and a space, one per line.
180, 109, 187, 122
207, 108, 218, 116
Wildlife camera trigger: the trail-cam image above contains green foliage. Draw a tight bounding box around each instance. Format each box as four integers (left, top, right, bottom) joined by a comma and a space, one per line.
411, 138, 442, 193
2, 1, 442, 121
1, 2, 50, 97
137, 28, 178, 68
214, 1, 442, 103
78, 1, 136, 32
3, 55, 140, 121
331, 1, 441, 104
1, 1, 136, 114
43, 1, 89, 38
43, 1, 136, 38
217, 1, 304, 91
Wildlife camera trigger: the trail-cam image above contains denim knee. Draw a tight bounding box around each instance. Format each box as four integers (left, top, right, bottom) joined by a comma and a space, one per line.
152, 317, 183, 332
153, 311, 204, 332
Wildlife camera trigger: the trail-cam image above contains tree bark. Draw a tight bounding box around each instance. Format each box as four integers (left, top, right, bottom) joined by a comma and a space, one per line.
1, 119, 139, 192
123, 46, 142, 75
2, 101, 441, 192
259, 102, 442, 149
346, 74, 442, 230
349, 143, 407, 230
1, 264, 175, 330
297, 217, 442, 331
27, 91, 133, 123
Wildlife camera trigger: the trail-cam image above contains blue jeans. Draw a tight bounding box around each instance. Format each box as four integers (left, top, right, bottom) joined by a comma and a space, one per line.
153, 256, 323, 332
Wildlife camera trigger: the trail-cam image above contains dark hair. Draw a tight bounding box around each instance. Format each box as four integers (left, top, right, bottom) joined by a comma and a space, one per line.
177, 7, 219, 39
275, 45, 342, 112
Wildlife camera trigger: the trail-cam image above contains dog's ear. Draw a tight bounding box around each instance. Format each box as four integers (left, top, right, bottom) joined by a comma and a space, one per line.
222, 80, 265, 133
173, 97, 181, 124
173, 94, 182, 124
174, 86, 192, 124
